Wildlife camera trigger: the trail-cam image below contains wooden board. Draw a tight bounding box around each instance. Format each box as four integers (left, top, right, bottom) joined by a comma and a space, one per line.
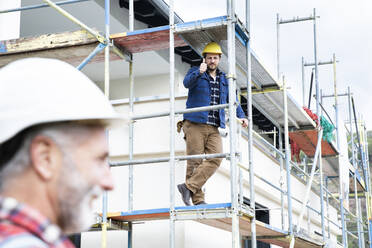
108, 208, 170, 222
111, 29, 187, 53
0, 30, 122, 67
289, 129, 338, 157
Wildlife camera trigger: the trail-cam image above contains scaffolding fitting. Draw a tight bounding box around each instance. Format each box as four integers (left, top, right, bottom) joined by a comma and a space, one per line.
226, 74, 237, 80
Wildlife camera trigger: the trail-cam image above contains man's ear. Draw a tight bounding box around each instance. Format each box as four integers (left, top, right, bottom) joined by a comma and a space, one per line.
30, 136, 61, 181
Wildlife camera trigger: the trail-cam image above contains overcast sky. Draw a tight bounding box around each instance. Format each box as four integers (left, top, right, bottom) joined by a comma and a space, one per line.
168, 0, 372, 130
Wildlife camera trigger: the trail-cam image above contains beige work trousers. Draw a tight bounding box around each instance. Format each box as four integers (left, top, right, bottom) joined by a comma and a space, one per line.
182, 120, 223, 205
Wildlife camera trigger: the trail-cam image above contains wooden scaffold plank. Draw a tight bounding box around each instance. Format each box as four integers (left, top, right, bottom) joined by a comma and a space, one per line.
0, 30, 121, 67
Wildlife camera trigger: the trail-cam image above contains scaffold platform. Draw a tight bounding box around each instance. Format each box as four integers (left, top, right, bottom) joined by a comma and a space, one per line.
106, 203, 323, 248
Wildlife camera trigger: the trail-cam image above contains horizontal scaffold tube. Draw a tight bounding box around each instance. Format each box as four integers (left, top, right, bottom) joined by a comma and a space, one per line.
0, 0, 89, 14
110, 153, 230, 167
131, 103, 229, 120
246, 128, 312, 179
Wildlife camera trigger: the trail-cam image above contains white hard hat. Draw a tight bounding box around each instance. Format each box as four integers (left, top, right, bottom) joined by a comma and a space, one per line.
0, 58, 127, 144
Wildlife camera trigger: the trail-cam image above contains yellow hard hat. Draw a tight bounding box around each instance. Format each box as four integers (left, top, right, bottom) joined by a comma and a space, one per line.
202, 42, 222, 56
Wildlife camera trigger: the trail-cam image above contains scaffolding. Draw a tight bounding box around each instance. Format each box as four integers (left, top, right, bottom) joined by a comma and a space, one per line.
0, 1, 371, 248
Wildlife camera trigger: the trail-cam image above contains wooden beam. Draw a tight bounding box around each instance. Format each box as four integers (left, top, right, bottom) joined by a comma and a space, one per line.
0, 30, 122, 67
0, 30, 96, 54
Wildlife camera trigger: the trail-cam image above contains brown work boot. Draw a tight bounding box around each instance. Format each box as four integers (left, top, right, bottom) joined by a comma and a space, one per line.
177, 183, 192, 206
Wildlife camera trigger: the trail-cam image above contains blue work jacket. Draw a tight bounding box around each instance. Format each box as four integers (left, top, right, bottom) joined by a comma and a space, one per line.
183, 66, 246, 129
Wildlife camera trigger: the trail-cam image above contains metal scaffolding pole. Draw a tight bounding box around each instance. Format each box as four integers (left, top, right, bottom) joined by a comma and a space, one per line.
77, 43, 106, 70
238, 114, 244, 206
101, 1, 110, 248
363, 122, 372, 248
277, 11, 315, 85
301, 57, 305, 107
349, 86, 365, 248
127, 1, 134, 247
279, 128, 285, 230
352, 99, 369, 195
0, 0, 89, 14
296, 128, 323, 232
332, 53, 347, 247
363, 123, 371, 193
276, 13, 280, 81
359, 197, 367, 247
312, 8, 326, 242
246, 1, 256, 247
227, 1, 239, 247
333, 54, 340, 150
283, 76, 293, 239
111, 153, 229, 167
131, 103, 229, 120
355, 170, 364, 248
169, 1, 176, 248
325, 177, 331, 238
41, 0, 105, 43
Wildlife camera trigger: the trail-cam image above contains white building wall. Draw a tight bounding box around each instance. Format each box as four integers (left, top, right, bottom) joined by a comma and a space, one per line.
0, 1, 21, 41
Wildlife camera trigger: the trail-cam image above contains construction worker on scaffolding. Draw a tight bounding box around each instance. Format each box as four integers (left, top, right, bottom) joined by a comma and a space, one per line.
177, 42, 248, 206
0, 58, 125, 247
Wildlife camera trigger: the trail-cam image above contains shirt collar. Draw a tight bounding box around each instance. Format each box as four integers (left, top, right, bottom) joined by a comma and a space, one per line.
0, 196, 69, 246
207, 68, 221, 80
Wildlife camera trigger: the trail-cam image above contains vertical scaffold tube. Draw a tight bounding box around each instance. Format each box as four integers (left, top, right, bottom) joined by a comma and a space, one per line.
101, 1, 110, 248
334, 53, 347, 247
333, 54, 340, 150
301, 57, 305, 107
312, 8, 326, 242
237, 88, 243, 207
276, 13, 280, 81
283, 76, 293, 236
227, 1, 239, 247
128, 62, 134, 248
128, 2, 134, 248
362, 124, 372, 248
169, 1, 176, 248
325, 177, 330, 238
238, 118, 243, 206
279, 129, 285, 230
349, 87, 364, 248
363, 123, 371, 193
246, 1, 256, 247
363, 123, 372, 248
